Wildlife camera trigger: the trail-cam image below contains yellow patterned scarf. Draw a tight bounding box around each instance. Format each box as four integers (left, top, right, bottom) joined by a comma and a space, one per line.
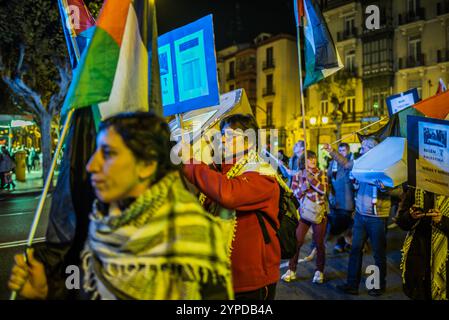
198, 150, 281, 259
82, 171, 233, 300
400, 188, 448, 300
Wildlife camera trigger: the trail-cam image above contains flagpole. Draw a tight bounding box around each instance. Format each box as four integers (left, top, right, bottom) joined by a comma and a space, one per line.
329, 117, 387, 146
11, 0, 90, 300
295, 22, 308, 173
62, 0, 81, 62
10, 109, 75, 300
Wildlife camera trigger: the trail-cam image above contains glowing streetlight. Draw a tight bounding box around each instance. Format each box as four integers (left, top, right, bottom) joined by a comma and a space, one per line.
321, 116, 329, 125
309, 117, 317, 126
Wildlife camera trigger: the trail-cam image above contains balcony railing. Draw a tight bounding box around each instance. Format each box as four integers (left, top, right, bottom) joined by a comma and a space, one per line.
262, 87, 275, 97
362, 17, 394, 34
437, 50, 449, 63
337, 28, 358, 42
398, 8, 426, 25
335, 69, 358, 79
237, 62, 257, 74
262, 59, 275, 71
437, 1, 449, 16
398, 54, 426, 69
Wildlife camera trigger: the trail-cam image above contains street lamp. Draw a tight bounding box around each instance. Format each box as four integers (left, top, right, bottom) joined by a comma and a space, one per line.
309, 115, 329, 153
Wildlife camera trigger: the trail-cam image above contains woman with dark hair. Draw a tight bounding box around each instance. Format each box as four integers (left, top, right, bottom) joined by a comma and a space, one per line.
8, 112, 233, 300
183, 113, 282, 300
281, 150, 328, 284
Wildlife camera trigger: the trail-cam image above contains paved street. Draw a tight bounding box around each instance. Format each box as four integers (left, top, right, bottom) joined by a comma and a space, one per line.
0, 191, 410, 300
0, 194, 50, 300
276, 224, 409, 300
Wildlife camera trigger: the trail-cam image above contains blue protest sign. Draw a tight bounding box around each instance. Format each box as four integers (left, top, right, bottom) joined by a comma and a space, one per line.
158, 15, 220, 116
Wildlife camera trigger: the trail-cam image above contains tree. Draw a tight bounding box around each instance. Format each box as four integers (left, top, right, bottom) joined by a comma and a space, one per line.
0, 0, 102, 185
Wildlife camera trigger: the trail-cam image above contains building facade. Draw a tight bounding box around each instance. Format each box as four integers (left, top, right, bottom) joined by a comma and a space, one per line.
217, 0, 449, 157
217, 33, 300, 153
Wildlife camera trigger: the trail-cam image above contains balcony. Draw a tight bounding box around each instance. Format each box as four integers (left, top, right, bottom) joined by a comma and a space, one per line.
362, 17, 394, 36
363, 62, 394, 77
437, 50, 449, 63
237, 61, 257, 75
398, 54, 426, 69
337, 28, 358, 42
335, 69, 358, 79
437, 1, 449, 16
262, 87, 275, 97
323, 0, 356, 11
398, 8, 425, 25
226, 72, 236, 81
262, 59, 275, 71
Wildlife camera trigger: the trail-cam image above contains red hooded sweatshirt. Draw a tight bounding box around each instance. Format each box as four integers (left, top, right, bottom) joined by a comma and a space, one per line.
183, 162, 281, 293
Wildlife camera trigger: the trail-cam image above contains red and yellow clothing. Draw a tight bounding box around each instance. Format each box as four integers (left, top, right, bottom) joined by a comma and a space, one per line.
183, 162, 281, 293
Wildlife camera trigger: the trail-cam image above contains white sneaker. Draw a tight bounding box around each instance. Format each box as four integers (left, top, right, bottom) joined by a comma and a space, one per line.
281, 269, 297, 282
298, 248, 317, 263
312, 271, 324, 284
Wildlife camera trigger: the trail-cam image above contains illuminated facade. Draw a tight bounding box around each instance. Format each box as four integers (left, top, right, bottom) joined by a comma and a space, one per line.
217, 0, 449, 156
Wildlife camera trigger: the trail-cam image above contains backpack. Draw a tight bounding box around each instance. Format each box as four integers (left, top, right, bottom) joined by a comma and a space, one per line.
256, 178, 300, 260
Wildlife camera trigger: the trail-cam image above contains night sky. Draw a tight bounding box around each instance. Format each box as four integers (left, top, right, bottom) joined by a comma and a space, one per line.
157, 0, 297, 50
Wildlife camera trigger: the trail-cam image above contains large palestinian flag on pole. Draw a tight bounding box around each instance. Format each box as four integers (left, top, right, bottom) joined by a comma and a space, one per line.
301, 0, 344, 89
62, 0, 162, 119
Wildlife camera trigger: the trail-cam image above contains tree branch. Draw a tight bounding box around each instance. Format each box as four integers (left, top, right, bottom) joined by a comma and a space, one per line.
15, 44, 25, 76
48, 58, 71, 116
0, 47, 45, 116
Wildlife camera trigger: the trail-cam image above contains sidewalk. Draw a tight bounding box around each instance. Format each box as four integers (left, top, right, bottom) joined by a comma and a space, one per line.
0, 170, 58, 197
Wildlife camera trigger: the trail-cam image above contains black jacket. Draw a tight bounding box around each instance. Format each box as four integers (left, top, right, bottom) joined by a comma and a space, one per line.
395, 188, 449, 300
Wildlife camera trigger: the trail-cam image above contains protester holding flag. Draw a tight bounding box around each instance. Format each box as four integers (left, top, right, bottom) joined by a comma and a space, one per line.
395, 187, 449, 300
24, 0, 164, 300
9, 112, 233, 300
27, 0, 98, 300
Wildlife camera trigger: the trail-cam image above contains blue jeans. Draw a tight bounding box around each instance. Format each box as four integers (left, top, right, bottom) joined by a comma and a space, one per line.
347, 212, 387, 289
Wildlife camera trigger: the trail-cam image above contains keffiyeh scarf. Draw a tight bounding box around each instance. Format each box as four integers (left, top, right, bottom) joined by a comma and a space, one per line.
198, 150, 281, 258
400, 188, 449, 300
82, 171, 233, 300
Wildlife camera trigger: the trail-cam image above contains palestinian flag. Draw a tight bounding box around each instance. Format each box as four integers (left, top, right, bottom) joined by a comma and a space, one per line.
38, 1, 97, 285
302, 0, 344, 89
62, 0, 162, 119
57, 0, 96, 69
436, 78, 447, 95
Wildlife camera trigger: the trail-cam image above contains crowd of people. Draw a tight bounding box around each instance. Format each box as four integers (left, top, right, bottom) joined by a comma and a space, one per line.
7, 111, 449, 300
0, 145, 42, 191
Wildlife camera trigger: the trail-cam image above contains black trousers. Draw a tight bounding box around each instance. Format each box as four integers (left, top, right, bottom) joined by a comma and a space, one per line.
235, 283, 277, 300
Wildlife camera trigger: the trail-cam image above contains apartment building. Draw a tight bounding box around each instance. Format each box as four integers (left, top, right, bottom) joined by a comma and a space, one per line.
217, 33, 300, 152
216, 0, 449, 154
